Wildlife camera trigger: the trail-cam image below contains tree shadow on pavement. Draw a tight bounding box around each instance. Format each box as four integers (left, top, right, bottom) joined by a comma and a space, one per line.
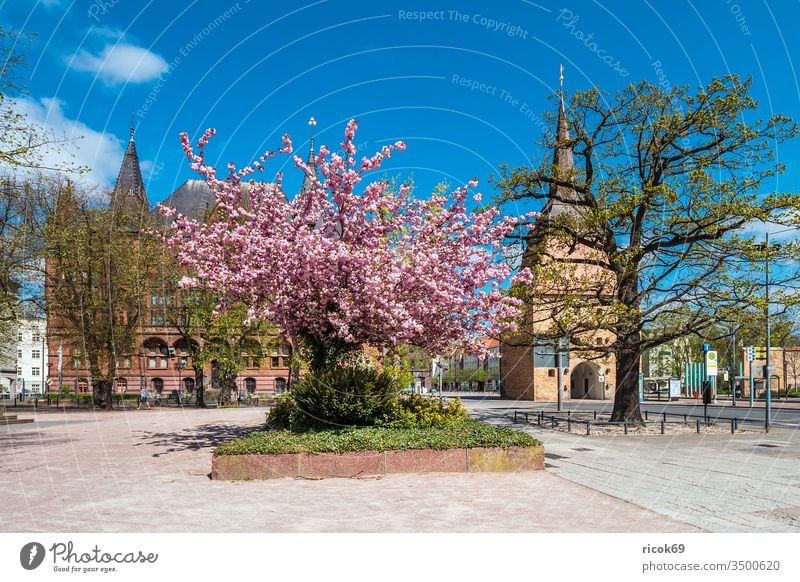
134, 423, 262, 458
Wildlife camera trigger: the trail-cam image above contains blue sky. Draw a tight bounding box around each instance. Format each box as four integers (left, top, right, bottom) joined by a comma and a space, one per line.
4, 0, 800, 217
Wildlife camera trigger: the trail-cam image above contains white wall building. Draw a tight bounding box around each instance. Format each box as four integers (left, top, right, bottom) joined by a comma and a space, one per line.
14, 316, 48, 396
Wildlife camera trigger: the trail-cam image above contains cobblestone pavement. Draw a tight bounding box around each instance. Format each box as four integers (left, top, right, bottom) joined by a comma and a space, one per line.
467, 397, 800, 533
0, 406, 700, 533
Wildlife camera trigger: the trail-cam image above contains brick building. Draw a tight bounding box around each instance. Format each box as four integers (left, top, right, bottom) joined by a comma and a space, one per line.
500, 97, 616, 401
46, 128, 300, 398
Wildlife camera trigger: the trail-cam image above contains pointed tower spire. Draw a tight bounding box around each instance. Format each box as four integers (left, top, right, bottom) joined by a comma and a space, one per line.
543, 65, 579, 217
300, 116, 319, 193
111, 121, 148, 215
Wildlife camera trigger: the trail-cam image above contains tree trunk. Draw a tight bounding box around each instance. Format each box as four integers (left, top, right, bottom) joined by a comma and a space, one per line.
92, 378, 114, 409
286, 335, 300, 392
218, 374, 236, 405
610, 345, 643, 422
194, 368, 206, 408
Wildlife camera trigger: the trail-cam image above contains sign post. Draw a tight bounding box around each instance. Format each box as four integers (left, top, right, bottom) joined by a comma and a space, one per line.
705, 349, 717, 403
746, 346, 755, 408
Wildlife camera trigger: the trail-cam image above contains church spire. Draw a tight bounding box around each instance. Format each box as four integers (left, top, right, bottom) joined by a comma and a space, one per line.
300, 116, 319, 193
543, 65, 579, 217
111, 121, 148, 214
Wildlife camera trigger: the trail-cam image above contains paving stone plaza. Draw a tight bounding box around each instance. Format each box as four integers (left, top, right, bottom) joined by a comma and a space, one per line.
2, 398, 798, 533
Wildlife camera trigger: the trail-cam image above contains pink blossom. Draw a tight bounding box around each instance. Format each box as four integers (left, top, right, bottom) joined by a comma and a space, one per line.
161, 121, 536, 358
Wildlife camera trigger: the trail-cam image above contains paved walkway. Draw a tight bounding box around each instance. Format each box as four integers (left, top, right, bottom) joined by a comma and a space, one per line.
0, 407, 699, 533
468, 398, 800, 533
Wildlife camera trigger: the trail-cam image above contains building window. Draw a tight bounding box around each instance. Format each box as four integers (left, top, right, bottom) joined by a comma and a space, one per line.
32, 367, 40, 376
145, 340, 169, 368
119, 357, 132, 369
151, 378, 164, 394
115, 378, 127, 392
183, 378, 195, 394
271, 356, 280, 368
30, 383, 41, 393
32, 350, 41, 359
17, 349, 22, 359
274, 378, 286, 394
17, 332, 23, 342
150, 313, 166, 326
245, 377, 256, 394
17, 367, 22, 376
32, 331, 41, 342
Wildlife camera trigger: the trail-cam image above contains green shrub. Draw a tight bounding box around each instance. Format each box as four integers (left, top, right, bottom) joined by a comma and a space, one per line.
787, 390, 800, 398
266, 394, 296, 429
385, 393, 469, 428
214, 419, 540, 455
291, 366, 399, 429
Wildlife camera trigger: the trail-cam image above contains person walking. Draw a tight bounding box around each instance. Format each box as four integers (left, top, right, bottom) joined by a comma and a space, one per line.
138, 387, 150, 410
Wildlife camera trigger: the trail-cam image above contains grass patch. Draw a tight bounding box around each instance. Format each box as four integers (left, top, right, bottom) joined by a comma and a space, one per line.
214, 419, 540, 456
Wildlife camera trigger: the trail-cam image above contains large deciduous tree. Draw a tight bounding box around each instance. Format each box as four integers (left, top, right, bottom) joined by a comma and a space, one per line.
496, 75, 800, 422
45, 183, 163, 408
161, 120, 533, 370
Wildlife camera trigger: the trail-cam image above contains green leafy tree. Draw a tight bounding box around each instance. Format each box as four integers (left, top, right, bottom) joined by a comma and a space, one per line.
178, 296, 279, 406
45, 183, 162, 408
496, 75, 800, 421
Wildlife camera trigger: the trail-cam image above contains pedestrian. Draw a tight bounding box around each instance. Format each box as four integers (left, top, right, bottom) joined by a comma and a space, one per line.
138, 387, 150, 410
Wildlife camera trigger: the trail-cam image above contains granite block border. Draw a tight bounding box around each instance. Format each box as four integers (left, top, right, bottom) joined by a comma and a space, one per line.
212, 445, 544, 480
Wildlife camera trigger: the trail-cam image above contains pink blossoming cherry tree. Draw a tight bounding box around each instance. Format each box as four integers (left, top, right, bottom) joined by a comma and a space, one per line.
160, 120, 534, 371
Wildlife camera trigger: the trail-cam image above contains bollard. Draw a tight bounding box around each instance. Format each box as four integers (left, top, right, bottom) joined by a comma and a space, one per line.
696, 419, 701, 434
684, 413, 687, 423
567, 417, 572, 432
730, 418, 735, 434
734, 418, 739, 432
644, 410, 648, 421
551, 416, 556, 429
587, 421, 591, 436
593, 410, 597, 420
537, 413, 541, 427
661, 419, 665, 434
662, 412, 667, 422
624, 420, 628, 435
514, 411, 517, 422
525, 412, 529, 423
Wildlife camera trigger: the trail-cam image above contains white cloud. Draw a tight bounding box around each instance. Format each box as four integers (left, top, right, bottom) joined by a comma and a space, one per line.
69, 42, 168, 85
10, 96, 130, 192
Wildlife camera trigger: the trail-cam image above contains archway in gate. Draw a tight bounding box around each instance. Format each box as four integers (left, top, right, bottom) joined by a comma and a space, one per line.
570, 362, 603, 399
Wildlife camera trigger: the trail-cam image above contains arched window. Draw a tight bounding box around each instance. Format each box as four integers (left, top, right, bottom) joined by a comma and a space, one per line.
151, 378, 164, 394
182, 377, 195, 393
274, 377, 286, 394
144, 338, 169, 369
174, 338, 198, 370
245, 377, 256, 394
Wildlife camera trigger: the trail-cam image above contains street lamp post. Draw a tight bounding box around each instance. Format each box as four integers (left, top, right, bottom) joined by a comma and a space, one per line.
761, 226, 799, 433
765, 232, 772, 432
